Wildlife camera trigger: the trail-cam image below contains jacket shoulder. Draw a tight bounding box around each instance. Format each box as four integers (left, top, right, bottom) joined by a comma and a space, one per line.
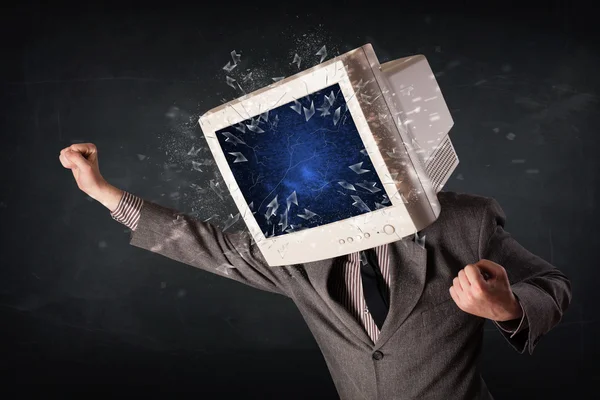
435, 190, 494, 223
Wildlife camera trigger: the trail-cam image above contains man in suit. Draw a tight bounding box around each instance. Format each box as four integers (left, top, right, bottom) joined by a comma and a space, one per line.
60, 143, 571, 399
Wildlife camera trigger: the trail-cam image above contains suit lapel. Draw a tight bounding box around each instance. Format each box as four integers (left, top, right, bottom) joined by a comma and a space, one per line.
306, 235, 428, 349
307, 257, 374, 348
375, 236, 428, 348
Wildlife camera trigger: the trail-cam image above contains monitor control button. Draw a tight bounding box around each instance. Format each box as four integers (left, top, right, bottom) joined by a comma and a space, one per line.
356, 235, 362, 241
383, 225, 395, 235
364, 233, 370, 238
339, 239, 345, 244
347, 237, 354, 243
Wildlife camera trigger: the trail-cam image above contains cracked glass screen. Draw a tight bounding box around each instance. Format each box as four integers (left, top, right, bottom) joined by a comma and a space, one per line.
215, 83, 392, 238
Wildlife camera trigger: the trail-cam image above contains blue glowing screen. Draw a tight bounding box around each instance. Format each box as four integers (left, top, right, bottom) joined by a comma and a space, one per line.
215, 83, 391, 238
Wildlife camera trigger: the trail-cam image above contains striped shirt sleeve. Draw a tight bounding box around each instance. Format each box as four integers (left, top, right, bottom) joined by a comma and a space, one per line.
110, 191, 144, 231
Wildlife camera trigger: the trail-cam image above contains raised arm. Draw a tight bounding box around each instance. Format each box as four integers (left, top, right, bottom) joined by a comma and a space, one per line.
59, 143, 292, 297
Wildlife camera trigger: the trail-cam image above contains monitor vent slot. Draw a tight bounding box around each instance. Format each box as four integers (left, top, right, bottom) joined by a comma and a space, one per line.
425, 136, 458, 192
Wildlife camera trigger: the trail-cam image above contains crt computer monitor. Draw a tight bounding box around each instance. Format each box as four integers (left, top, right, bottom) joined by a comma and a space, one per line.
199, 44, 458, 267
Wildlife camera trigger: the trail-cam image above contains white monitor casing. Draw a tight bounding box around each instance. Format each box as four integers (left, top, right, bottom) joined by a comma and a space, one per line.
199, 44, 458, 266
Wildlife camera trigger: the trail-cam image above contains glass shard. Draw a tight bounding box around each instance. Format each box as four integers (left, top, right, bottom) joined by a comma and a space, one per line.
226, 76, 236, 89
272, 76, 285, 82
235, 122, 246, 133
338, 180, 356, 191
242, 71, 253, 82
230, 50, 241, 64
228, 152, 248, 163
192, 161, 203, 172
223, 61, 237, 72
187, 146, 201, 156
221, 131, 246, 146
216, 263, 236, 276
292, 53, 302, 69
290, 100, 303, 115
350, 195, 371, 213
333, 107, 341, 125
266, 195, 279, 218
297, 208, 317, 220
348, 162, 370, 174
278, 209, 289, 232
286, 191, 298, 211
303, 100, 315, 121
222, 213, 240, 232
325, 90, 335, 106
356, 181, 382, 193
316, 45, 327, 63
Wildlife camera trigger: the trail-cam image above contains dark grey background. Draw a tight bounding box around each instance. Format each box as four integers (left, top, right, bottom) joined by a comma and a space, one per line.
1, 1, 597, 397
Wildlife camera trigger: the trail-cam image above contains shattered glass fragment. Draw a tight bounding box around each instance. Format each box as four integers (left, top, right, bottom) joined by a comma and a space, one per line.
210, 180, 225, 200
230, 50, 241, 64
316, 45, 327, 63
375, 202, 386, 210
246, 123, 265, 133
325, 91, 335, 106
228, 152, 248, 163
286, 191, 298, 211
223, 61, 237, 72
333, 107, 341, 125
272, 76, 285, 82
203, 214, 219, 222
266, 196, 279, 218
349, 162, 370, 174
350, 195, 371, 213
338, 180, 356, 191
221, 131, 246, 146
303, 101, 315, 121
292, 53, 302, 69
216, 263, 236, 276
297, 208, 317, 220
242, 71, 253, 82
235, 122, 246, 133
192, 161, 203, 172
360, 149, 368, 156
316, 104, 331, 116
506, 133, 516, 140
226, 76, 236, 89
222, 213, 240, 232
290, 100, 303, 115
414, 232, 426, 249
259, 110, 269, 122
382, 194, 390, 204
356, 181, 382, 193
278, 209, 289, 232
187, 146, 201, 156
137, 154, 147, 160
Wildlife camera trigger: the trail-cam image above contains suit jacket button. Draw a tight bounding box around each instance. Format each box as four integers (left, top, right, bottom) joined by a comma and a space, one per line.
372, 351, 384, 361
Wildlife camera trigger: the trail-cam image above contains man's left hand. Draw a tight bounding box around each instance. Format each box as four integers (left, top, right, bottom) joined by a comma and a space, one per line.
449, 259, 523, 322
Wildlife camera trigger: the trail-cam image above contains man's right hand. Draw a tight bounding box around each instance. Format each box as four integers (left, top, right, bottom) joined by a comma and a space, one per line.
59, 143, 123, 212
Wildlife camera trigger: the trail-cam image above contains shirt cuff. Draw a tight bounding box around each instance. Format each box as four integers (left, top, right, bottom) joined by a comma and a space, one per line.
494, 301, 529, 338
110, 191, 144, 231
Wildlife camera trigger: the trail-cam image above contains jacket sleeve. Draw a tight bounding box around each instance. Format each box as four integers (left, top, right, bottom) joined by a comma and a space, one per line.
126, 197, 291, 297
478, 197, 572, 354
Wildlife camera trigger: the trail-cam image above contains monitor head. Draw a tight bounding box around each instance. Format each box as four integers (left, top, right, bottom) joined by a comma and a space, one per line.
200, 44, 457, 266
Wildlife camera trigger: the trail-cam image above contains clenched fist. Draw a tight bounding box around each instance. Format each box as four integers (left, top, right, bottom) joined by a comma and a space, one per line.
59, 143, 106, 196
59, 143, 123, 212
449, 259, 523, 322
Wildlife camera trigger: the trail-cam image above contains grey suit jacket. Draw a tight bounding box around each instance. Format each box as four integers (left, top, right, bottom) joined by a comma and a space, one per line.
128, 191, 571, 399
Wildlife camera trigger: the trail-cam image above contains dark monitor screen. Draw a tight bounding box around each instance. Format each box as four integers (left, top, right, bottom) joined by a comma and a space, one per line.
215, 83, 392, 238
